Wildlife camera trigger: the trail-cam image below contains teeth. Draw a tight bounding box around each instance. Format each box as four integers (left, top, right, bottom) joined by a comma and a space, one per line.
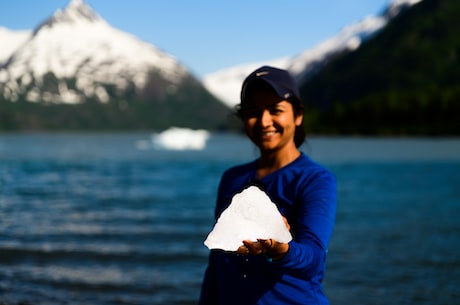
262, 131, 276, 136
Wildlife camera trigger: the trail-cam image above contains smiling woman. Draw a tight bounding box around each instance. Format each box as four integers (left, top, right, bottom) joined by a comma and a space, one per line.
238, 68, 306, 153
198, 66, 337, 305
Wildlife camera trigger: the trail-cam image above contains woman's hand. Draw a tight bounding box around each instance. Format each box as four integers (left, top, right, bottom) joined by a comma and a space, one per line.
236, 216, 291, 260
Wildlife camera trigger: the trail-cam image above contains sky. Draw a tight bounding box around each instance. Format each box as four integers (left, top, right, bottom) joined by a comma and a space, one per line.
0, 0, 391, 78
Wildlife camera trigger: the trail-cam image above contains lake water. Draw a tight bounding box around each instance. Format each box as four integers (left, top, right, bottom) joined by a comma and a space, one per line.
1, 133, 459, 305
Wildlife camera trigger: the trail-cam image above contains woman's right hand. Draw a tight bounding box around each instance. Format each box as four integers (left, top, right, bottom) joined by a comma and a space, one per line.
236, 216, 291, 260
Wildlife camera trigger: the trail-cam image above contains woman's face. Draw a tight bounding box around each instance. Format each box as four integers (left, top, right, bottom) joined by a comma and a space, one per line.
241, 88, 303, 154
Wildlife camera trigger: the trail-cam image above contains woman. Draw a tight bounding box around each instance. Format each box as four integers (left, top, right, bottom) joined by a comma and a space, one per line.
199, 66, 337, 305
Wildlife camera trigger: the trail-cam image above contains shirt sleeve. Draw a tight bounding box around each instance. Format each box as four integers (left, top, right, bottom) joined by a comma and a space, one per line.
273, 169, 337, 279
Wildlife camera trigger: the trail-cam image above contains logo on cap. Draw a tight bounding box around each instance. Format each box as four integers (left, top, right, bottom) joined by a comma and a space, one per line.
256, 71, 269, 77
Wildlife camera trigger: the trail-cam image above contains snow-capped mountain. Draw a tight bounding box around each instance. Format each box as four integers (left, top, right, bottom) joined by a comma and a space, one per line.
0, 27, 31, 64
0, 0, 189, 104
203, 0, 423, 108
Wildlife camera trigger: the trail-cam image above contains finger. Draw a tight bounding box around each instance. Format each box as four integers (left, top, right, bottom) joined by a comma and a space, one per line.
282, 216, 291, 231
243, 240, 262, 254
268, 238, 273, 248
257, 239, 273, 253
236, 245, 250, 255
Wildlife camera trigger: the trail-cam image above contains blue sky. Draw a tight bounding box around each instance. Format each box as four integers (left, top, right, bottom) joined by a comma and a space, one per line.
0, 0, 390, 77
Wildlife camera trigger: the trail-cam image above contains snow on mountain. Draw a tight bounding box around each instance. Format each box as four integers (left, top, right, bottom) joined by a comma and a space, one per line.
0, 27, 31, 64
385, 0, 423, 18
202, 14, 386, 108
203, 0, 423, 108
0, 0, 188, 104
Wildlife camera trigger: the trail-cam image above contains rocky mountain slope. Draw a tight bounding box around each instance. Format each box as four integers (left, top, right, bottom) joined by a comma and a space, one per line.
0, 0, 230, 130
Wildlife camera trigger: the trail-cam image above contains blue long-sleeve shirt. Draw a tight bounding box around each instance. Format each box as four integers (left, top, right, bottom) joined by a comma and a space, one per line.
199, 153, 337, 305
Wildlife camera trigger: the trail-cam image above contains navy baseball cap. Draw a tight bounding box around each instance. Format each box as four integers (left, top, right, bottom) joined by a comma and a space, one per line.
240, 65, 301, 104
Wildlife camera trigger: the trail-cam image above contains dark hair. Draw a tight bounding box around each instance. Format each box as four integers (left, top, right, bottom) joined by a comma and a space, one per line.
291, 99, 306, 148
235, 80, 306, 148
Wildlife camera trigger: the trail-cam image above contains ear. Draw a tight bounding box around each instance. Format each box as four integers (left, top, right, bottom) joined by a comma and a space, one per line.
295, 114, 303, 126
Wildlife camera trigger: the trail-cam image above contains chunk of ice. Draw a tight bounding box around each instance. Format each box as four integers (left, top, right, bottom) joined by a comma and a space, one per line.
152, 127, 210, 150
204, 186, 292, 251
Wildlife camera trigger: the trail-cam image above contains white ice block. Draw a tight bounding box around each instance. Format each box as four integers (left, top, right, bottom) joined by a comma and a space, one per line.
204, 186, 292, 251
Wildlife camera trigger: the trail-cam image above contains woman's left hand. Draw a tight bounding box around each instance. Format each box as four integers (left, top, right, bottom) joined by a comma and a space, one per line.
237, 239, 289, 260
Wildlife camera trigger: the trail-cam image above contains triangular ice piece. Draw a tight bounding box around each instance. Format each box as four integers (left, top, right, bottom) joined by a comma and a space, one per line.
204, 185, 292, 251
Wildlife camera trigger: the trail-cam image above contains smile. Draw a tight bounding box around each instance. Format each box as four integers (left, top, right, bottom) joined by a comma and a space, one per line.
261, 131, 277, 136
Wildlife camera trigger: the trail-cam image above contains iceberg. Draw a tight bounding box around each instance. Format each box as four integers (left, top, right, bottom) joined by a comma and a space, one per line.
152, 127, 210, 150
204, 186, 292, 251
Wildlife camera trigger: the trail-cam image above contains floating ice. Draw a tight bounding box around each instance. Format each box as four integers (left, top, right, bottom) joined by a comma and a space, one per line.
152, 127, 210, 150
204, 186, 292, 251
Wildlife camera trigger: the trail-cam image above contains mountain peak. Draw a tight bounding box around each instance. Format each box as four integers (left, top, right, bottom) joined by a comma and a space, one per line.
54, 0, 101, 23
384, 0, 423, 18
34, 0, 101, 32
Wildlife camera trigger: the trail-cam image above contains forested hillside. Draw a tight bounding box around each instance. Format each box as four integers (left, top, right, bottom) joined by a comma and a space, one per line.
300, 0, 459, 135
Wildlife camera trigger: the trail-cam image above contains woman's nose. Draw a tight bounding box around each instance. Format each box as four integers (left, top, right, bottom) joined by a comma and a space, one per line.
259, 110, 272, 126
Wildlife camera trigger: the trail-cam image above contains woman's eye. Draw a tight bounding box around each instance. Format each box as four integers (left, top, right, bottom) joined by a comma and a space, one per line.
269, 108, 282, 114
242, 105, 283, 118
242, 107, 260, 118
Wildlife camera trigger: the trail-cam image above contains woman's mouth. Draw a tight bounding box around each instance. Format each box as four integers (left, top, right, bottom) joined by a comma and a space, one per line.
261, 131, 277, 137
